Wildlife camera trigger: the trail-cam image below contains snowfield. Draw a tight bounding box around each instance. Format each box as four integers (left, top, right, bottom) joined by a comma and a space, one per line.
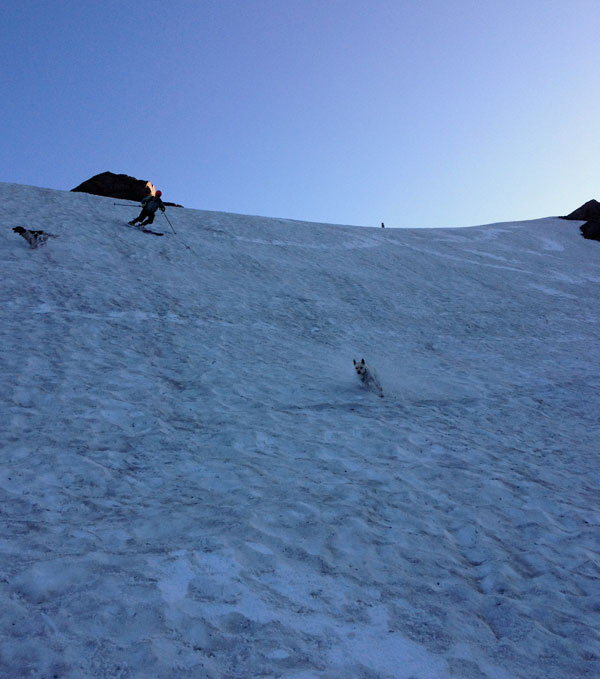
1, 183, 599, 679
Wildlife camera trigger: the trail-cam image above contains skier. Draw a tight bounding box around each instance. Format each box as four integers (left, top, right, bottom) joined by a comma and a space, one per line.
129, 191, 165, 227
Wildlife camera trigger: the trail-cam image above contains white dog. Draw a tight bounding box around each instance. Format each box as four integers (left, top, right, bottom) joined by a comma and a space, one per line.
353, 358, 384, 398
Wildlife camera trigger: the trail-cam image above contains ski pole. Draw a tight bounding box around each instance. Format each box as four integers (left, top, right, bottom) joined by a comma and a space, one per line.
113, 203, 136, 206
162, 211, 195, 251
163, 211, 176, 235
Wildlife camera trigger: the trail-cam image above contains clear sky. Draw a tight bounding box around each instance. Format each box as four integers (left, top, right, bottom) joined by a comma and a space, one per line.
2, 0, 599, 227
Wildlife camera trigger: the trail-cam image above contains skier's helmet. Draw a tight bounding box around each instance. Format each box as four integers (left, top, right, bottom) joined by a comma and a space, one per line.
156, 190, 162, 197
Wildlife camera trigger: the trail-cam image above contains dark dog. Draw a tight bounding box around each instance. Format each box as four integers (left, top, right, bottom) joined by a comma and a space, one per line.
13, 227, 58, 249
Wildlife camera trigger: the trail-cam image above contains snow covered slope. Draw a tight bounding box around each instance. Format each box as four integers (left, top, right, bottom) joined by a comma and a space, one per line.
1, 183, 599, 679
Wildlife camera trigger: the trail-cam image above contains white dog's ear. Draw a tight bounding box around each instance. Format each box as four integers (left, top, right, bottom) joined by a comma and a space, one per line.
353, 359, 357, 365
361, 358, 365, 365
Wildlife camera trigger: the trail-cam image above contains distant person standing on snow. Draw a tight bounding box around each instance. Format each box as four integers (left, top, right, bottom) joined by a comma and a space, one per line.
129, 191, 165, 227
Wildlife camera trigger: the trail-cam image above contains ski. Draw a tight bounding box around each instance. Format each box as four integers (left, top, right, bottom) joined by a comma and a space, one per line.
124, 223, 164, 236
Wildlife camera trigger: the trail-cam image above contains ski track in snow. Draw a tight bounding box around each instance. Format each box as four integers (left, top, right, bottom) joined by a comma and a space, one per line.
1, 183, 599, 678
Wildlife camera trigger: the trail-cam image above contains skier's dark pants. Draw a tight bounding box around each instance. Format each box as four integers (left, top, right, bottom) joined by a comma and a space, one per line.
131, 209, 155, 225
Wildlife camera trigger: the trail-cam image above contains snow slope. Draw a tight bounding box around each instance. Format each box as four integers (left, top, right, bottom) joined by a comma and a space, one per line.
1, 183, 599, 679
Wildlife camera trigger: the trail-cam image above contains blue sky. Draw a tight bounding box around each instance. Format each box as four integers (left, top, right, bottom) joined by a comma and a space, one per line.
2, 0, 599, 227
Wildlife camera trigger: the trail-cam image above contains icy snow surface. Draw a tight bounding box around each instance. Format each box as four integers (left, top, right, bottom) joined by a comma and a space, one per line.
1, 183, 599, 678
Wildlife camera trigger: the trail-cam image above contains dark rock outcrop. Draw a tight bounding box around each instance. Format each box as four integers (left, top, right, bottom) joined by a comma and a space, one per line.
580, 221, 600, 241
72, 171, 183, 206
561, 199, 600, 222
71, 172, 155, 202
561, 199, 600, 242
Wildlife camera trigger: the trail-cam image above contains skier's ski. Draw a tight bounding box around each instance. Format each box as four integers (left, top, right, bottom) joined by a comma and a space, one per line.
124, 223, 164, 236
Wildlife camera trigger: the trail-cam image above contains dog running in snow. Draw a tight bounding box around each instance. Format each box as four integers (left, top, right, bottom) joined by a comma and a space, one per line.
353, 358, 384, 398
13, 227, 59, 249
